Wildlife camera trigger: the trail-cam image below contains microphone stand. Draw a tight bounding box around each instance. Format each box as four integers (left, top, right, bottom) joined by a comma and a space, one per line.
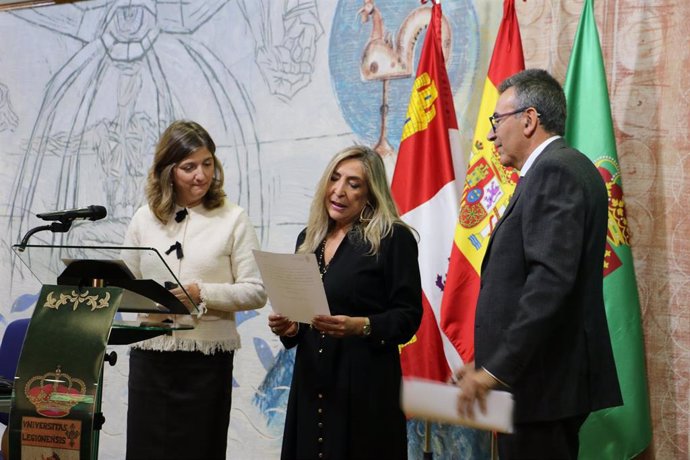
17, 220, 73, 252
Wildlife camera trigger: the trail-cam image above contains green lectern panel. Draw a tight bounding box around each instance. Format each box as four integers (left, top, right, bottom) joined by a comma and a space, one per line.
8, 285, 122, 460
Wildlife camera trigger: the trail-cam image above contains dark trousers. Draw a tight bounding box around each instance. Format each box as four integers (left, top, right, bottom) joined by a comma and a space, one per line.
497, 414, 588, 460
126, 348, 235, 460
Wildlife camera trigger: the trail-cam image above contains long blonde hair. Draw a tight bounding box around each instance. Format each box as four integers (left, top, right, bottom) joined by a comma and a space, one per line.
298, 145, 413, 255
145, 120, 226, 223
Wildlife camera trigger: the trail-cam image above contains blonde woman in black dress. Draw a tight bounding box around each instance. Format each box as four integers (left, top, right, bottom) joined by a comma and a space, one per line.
269, 145, 422, 460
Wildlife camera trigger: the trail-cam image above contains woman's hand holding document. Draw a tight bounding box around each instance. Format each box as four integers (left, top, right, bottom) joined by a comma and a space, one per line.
401, 377, 514, 433
252, 250, 330, 323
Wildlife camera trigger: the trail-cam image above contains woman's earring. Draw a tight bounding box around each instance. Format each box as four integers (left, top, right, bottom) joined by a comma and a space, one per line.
359, 202, 373, 223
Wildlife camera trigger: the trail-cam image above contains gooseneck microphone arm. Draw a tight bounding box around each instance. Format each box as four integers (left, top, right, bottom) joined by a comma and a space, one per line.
16, 205, 108, 252
17, 221, 73, 252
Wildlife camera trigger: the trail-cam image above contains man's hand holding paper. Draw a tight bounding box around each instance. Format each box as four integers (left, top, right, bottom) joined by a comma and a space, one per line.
455, 362, 502, 419
401, 376, 514, 434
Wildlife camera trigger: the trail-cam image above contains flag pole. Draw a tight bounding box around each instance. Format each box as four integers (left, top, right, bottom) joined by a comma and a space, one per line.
490, 432, 498, 460
423, 419, 433, 459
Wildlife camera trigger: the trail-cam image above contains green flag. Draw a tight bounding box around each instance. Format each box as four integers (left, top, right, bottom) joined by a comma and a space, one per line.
564, 0, 652, 458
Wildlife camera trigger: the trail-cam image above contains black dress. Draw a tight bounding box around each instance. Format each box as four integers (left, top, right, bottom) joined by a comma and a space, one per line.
280, 225, 422, 460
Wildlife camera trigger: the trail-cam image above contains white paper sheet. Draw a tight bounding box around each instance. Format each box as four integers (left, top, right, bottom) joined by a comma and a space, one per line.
252, 250, 331, 323
401, 377, 514, 433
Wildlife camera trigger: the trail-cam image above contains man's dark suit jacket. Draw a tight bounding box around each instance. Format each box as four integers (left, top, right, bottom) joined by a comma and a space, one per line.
475, 137, 623, 423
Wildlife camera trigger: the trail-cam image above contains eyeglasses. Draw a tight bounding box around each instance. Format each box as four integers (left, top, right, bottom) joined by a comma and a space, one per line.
489, 107, 531, 132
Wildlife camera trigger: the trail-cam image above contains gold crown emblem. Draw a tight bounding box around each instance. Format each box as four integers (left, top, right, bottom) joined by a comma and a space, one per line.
24, 366, 87, 418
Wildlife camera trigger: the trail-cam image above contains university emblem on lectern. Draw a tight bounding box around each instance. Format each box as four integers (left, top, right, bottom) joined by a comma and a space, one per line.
24, 366, 87, 418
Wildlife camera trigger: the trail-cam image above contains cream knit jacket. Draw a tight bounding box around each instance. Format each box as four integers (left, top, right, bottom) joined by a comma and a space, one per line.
122, 201, 267, 354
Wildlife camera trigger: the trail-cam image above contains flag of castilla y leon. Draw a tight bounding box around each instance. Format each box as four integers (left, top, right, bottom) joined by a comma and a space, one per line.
391, 0, 462, 381
439, 0, 525, 367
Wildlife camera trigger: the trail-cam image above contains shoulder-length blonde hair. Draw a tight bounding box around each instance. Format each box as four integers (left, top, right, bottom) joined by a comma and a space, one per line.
298, 145, 413, 255
146, 120, 225, 224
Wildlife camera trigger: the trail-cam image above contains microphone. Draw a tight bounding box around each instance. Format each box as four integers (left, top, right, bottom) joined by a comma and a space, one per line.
165, 241, 184, 259
36, 205, 107, 222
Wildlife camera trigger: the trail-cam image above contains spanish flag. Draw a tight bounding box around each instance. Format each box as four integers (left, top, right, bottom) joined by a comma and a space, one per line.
392, 0, 462, 381
440, 0, 524, 365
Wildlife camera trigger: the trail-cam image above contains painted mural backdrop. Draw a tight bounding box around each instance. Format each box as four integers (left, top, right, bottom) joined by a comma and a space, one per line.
1, 0, 687, 458
0, 0, 489, 458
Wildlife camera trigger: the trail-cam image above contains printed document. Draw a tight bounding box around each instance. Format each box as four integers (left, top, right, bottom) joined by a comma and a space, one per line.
401, 377, 514, 433
252, 250, 330, 323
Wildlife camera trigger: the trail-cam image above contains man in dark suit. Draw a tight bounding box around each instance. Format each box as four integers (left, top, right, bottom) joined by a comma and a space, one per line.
455, 69, 622, 459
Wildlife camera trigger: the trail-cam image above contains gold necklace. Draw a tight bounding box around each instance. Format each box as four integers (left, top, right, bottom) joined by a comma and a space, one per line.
318, 239, 330, 279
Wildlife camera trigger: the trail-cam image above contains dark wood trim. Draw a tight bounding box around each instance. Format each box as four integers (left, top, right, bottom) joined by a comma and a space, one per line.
0, 0, 83, 12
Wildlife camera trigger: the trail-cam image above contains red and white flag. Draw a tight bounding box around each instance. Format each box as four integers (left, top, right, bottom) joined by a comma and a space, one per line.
440, 0, 525, 364
392, 0, 462, 381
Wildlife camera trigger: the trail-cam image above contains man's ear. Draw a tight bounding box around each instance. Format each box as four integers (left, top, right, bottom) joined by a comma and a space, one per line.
523, 112, 539, 136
